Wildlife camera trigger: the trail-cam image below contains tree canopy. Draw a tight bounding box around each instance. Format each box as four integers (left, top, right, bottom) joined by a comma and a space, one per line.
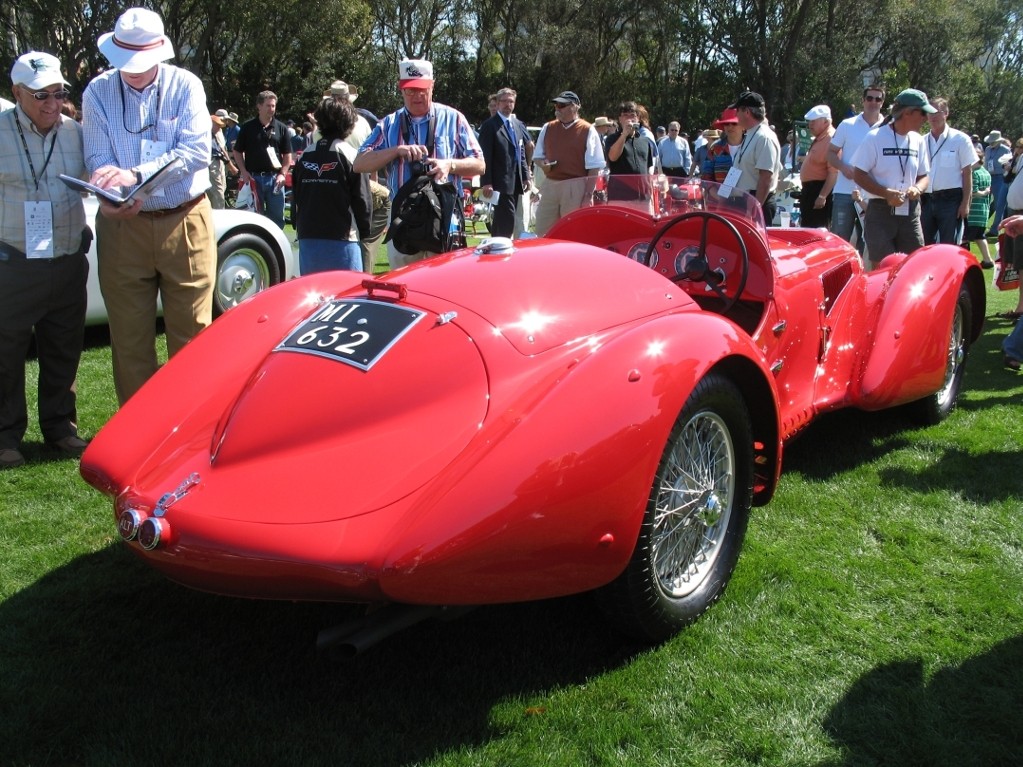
3, 0, 1021, 138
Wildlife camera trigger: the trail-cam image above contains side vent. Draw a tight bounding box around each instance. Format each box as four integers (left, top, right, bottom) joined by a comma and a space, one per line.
821, 261, 853, 316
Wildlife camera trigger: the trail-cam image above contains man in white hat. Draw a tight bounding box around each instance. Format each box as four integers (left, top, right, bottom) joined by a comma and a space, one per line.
0, 52, 91, 467
82, 6, 216, 405
353, 58, 484, 268
799, 104, 837, 228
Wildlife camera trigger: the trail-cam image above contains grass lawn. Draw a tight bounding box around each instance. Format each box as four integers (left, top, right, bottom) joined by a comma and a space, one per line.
1, 253, 1021, 766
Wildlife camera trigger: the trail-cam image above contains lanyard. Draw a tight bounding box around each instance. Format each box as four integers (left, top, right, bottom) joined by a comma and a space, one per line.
927, 130, 948, 162
891, 125, 911, 184
735, 124, 760, 165
118, 75, 161, 135
14, 112, 59, 192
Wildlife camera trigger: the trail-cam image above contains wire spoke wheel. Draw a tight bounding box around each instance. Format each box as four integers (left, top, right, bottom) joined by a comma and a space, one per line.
652, 411, 735, 599
596, 373, 753, 641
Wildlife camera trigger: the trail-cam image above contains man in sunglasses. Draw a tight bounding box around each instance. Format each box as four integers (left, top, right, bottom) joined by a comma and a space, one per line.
827, 85, 886, 255
0, 52, 91, 468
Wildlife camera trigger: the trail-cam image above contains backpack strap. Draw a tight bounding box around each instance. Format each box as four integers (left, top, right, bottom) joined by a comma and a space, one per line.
401, 109, 437, 157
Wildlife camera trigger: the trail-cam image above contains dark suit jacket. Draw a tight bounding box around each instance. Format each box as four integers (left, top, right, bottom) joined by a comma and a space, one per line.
478, 114, 529, 195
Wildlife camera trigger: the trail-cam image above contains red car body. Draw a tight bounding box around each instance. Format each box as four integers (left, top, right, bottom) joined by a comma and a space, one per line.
81, 177, 985, 647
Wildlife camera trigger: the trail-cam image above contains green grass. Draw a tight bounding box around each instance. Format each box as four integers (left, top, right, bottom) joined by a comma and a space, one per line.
1, 267, 1021, 766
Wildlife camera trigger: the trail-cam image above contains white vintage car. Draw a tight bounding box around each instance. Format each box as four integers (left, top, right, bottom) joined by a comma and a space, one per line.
84, 195, 297, 325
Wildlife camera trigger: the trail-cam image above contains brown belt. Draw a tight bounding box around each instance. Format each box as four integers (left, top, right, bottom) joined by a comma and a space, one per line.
137, 196, 204, 219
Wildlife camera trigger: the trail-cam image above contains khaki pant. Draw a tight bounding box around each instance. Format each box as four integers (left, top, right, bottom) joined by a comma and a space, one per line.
208, 160, 228, 209
533, 177, 594, 236
96, 198, 216, 404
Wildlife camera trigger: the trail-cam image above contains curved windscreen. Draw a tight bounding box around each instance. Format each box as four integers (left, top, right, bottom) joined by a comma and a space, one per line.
542, 173, 767, 237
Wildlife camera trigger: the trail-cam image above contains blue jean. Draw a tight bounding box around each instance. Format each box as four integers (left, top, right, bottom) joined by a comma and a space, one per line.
1004, 314, 1023, 363
831, 193, 865, 255
253, 173, 285, 230
299, 239, 362, 275
921, 191, 964, 245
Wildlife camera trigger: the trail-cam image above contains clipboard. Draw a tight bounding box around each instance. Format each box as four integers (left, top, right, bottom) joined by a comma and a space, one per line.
60, 157, 186, 207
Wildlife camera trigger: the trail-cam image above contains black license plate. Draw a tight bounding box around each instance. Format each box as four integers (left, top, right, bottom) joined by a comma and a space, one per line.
276, 300, 425, 370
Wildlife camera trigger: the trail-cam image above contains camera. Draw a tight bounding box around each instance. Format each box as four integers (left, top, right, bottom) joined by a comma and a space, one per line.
630, 122, 640, 132
410, 159, 434, 176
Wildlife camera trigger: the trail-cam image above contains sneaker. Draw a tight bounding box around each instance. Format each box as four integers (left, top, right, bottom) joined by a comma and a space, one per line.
0, 447, 26, 469
45, 434, 89, 457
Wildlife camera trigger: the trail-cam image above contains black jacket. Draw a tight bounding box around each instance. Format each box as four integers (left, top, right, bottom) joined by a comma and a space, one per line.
292, 140, 372, 242
478, 114, 530, 195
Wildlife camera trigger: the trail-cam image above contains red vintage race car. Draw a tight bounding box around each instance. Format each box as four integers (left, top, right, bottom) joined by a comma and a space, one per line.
80, 176, 985, 653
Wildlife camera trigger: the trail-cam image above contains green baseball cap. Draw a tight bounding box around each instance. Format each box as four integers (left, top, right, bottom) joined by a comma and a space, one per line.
894, 88, 937, 113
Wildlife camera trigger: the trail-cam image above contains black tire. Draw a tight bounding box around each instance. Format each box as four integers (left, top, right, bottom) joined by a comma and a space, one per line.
906, 286, 972, 425
596, 373, 754, 641
214, 232, 282, 317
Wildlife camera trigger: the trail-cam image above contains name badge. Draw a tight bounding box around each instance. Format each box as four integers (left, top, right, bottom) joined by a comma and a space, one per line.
141, 139, 170, 196
25, 201, 54, 258
720, 166, 743, 197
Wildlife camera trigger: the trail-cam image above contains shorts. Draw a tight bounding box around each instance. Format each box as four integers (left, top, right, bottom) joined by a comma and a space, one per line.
962, 224, 986, 242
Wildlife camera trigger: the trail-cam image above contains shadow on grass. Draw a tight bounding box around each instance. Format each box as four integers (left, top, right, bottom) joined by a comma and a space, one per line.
819, 636, 1023, 765
0, 543, 645, 766
780, 312, 1022, 488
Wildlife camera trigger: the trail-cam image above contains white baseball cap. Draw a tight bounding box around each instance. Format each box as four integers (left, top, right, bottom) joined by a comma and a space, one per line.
398, 59, 433, 89
804, 104, 831, 121
11, 52, 69, 90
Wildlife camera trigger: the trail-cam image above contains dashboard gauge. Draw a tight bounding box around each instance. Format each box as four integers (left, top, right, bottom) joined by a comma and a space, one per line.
627, 242, 654, 267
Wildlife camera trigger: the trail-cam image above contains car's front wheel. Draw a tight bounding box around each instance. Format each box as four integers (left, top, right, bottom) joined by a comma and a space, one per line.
214, 232, 281, 317
597, 373, 754, 641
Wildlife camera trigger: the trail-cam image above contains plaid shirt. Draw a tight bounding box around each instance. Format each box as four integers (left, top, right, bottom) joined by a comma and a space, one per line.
0, 106, 86, 255
82, 64, 212, 211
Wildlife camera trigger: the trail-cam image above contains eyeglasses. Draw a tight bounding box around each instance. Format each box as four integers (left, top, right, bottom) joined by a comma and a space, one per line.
553, 103, 572, 109
864, 95, 884, 102
28, 89, 70, 102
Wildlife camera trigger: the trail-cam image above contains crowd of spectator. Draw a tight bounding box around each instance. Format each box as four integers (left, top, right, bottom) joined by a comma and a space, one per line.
4, 19, 1023, 469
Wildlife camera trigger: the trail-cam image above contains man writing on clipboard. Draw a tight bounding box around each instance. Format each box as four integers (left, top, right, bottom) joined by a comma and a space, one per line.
82, 7, 215, 405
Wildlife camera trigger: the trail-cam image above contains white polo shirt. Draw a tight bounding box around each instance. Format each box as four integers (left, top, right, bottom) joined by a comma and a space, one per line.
830, 113, 885, 195
925, 126, 975, 192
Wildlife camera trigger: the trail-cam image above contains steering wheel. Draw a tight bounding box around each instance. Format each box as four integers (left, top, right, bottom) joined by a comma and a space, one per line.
644, 210, 750, 315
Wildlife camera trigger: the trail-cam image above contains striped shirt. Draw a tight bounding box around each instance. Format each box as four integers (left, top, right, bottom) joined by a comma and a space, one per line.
0, 106, 86, 255
82, 64, 212, 211
359, 103, 483, 197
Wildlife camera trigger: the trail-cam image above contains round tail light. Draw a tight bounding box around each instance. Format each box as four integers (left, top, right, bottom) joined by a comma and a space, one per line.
138, 517, 171, 550
117, 509, 145, 541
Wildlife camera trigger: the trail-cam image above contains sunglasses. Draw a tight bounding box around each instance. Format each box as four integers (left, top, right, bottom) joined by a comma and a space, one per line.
28, 89, 70, 102
864, 95, 884, 102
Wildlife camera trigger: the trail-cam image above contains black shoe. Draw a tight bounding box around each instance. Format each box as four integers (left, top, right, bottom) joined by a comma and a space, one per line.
981, 261, 995, 269
1005, 355, 1022, 371
45, 434, 89, 457
0, 447, 26, 469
